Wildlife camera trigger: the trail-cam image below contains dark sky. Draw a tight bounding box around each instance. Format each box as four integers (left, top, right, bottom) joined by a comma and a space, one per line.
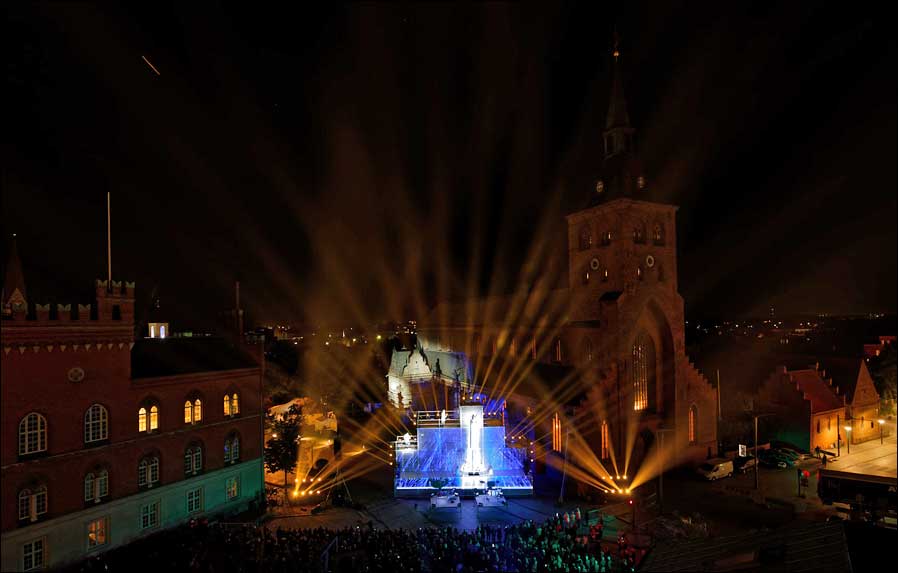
4, 2, 896, 329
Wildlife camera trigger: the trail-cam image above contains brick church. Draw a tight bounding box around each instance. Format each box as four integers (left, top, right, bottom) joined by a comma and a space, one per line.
417, 42, 718, 484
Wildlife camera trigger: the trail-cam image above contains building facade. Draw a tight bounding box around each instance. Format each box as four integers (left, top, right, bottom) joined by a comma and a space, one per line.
1, 253, 263, 572
419, 43, 718, 485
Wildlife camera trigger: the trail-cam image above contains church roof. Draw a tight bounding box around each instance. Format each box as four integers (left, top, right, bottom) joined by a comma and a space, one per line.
131, 337, 258, 378
787, 369, 844, 413
816, 357, 864, 404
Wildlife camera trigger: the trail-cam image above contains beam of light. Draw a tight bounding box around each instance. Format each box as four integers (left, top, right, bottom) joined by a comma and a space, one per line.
141, 55, 161, 76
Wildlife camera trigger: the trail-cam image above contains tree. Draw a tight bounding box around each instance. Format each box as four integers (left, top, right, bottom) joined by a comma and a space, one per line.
870, 345, 897, 415
264, 404, 302, 502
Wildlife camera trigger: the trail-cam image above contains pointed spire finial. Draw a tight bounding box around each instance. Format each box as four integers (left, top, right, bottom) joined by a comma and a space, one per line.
613, 26, 621, 59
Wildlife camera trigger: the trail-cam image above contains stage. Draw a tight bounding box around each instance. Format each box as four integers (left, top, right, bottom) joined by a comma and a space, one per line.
393, 401, 534, 497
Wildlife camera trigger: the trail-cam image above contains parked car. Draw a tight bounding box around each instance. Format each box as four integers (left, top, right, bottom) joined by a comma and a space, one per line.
697, 458, 734, 480
475, 488, 508, 507
430, 488, 461, 510
773, 448, 801, 461
733, 455, 757, 474
776, 447, 811, 460
758, 450, 790, 468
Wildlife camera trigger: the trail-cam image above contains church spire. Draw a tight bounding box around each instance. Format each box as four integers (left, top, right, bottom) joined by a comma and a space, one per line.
603, 31, 635, 158
605, 31, 630, 131
3, 233, 27, 316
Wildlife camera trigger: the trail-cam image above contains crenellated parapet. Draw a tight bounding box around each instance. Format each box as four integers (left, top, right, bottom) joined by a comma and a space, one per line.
95, 279, 136, 323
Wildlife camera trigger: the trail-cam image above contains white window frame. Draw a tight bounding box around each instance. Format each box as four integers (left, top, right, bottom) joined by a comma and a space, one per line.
19, 486, 48, 522
140, 501, 160, 530
22, 537, 46, 571
226, 476, 240, 501
84, 404, 108, 444
19, 413, 48, 456
187, 487, 203, 514
86, 516, 109, 550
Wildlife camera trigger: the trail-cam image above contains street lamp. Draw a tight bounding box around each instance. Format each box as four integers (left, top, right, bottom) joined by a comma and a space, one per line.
843, 426, 851, 454
879, 419, 885, 445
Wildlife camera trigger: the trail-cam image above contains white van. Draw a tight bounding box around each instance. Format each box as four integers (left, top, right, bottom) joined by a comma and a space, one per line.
697, 458, 734, 481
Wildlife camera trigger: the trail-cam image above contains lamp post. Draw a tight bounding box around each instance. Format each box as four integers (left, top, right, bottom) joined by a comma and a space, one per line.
879, 419, 885, 445
656, 427, 674, 515
844, 425, 851, 454
753, 413, 774, 491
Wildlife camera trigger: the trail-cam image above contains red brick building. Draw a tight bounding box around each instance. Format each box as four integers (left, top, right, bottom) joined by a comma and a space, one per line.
1, 243, 263, 572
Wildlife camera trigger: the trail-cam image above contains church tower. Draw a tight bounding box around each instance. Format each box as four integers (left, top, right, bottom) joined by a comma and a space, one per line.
567, 37, 678, 322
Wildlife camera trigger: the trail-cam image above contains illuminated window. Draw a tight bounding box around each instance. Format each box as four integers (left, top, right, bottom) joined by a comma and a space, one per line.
138, 456, 159, 488
631, 333, 655, 411
159, 325, 166, 339
18, 486, 48, 522
226, 477, 240, 501
185, 444, 203, 476
185, 398, 202, 424
224, 433, 241, 464
231, 394, 239, 414
194, 399, 202, 422
224, 395, 231, 417
688, 405, 697, 444
579, 225, 593, 250
18, 413, 47, 456
138, 407, 147, 432
87, 516, 108, 549
184, 401, 193, 424
600, 420, 610, 459
637, 176, 646, 190
582, 267, 590, 284
636, 266, 643, 281
140, 501, 159, 530
23, 538, 45, 571
653, 223, 665, 245
149, 405, 158, 430
601, 230, 612, 246
602, 267, 609, 282
84, 469, 108, 503
150, 324, 155, 338
596, 180, 604, 194
84, 404, 108, 444
187, 487, 203, 513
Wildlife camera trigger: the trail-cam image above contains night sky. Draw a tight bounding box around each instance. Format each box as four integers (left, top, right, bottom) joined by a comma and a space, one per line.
4, 2, 896, 329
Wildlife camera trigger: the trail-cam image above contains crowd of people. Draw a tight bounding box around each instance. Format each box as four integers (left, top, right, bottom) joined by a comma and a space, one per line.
69, 511, 644, 573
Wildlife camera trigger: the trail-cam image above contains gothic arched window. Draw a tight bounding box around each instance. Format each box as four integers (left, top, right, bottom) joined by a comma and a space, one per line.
84, 404, 108, 444
653, 223, 665, 245
18, 413, 47, 456
579, 225, 593, 251
688, 405, 698, 444
631, 333, 656, 412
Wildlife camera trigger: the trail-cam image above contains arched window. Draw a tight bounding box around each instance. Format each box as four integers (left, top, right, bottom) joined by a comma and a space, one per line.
583, 338, 594, 363
84, 469, 109, 502
185, 397, 202, 424
631, 333, 656, 412
601, 230, 612, 246
18, 413, 47, 456
579, 225, 593, 251
224, 433, 241, 465
688, 405, 698, 444
149, 405, 159, 430
138, 407, 147, 432
600, 420, 610, 459
138, 456, 160, 488
185, 444, 203, 476
555, 339, 563, 363
18, 485, 48, 522
224, 395, 231, 417
653, 223, 665, 245
84, 404, 108, 444
231, 394, 239, 415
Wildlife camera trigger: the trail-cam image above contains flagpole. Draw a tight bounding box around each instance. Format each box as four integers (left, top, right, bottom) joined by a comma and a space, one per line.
106, 192, 112, 286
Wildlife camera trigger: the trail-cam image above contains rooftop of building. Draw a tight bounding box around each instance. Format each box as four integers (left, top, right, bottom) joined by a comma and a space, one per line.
131, 337, 258, 379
